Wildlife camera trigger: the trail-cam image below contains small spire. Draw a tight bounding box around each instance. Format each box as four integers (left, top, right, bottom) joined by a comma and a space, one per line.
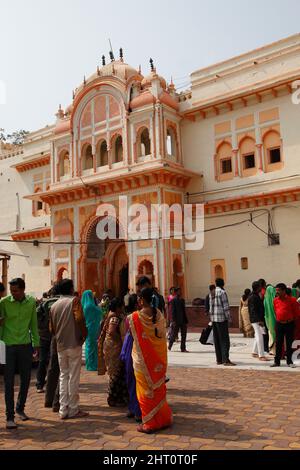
109, 51, 115, 62
102, 55, 106, 66
83, 75, 86, 85
119, 48, 124, 62
150, 58, 154, 72
139, 64, 142, 74
97, 65, 100, 76
72, 90, 75, 100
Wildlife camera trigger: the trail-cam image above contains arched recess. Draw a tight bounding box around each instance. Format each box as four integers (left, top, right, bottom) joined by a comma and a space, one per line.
96, 139, 108, 167
32, 188, 43, 217
239, 137, 257, 176
137, 127, 151, 158
78, 215, 128, 297
216, 141, 233, 181
59, 150, 70, 178
112, 134, 123, 163
82, 143, 94, 171
166, 126, 178, 159
137, 259, 155, 286
262, 130, 283, 172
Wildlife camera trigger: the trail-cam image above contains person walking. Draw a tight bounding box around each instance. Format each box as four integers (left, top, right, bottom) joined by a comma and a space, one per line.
248, 282, 270, 362
0, 278, 40, 429
168, 288, 189, 353
209, 278, 236, 366
271, 283, 300, 368
50, 279, 88, 420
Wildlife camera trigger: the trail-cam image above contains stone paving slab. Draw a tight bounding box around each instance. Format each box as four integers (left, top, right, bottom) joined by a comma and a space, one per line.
1, 364, 300, 450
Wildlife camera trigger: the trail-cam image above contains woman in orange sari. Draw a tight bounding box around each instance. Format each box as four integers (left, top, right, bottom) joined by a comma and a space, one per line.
129, 288, 173, 434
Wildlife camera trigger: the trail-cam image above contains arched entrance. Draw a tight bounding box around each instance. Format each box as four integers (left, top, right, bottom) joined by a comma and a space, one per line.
79, 216, 129, 297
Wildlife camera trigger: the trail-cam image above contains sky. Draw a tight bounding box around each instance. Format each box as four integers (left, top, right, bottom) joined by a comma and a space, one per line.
0, 0, 300, 133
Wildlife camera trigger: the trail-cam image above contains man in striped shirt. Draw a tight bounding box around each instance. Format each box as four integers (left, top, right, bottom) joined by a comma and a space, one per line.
209, 278, 236, 366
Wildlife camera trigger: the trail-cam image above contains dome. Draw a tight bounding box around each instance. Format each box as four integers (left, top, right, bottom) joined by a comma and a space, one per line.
100, 60, 143, 81
141, 71, 167, 90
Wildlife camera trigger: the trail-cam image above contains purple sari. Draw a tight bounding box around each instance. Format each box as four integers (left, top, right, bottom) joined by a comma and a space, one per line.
120, 331, 141, 418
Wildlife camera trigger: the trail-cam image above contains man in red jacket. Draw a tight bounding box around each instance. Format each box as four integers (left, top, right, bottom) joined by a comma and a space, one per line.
271, 283, 300, 368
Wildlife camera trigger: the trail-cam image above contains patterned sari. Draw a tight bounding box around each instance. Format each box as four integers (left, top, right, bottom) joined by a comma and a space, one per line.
129, 309, 173, 432
264, 286, 277, 353
98, 311, 128, 406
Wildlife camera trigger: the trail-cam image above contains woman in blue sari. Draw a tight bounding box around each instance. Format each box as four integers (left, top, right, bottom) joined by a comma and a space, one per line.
82, 290, 103, 371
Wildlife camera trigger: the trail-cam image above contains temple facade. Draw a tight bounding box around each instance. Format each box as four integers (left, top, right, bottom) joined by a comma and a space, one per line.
1, 34, 300, 303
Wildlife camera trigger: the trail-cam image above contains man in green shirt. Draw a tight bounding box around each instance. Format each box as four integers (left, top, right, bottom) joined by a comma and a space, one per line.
0, 278, 40, 430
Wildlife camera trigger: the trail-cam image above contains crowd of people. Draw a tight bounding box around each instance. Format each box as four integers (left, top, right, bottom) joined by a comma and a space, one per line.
0, 276, 173, 433
1, 275, 300, 432
207, 278, 300, 367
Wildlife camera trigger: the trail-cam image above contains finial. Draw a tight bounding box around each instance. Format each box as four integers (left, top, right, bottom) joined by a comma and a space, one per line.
119, 48, 124, 62
72, 90, 75, 100
97, 65, 100, 76
102, 55, 106, 66
139, 64, 142, 74
83, 76, 86, 85
109, 51, 115, 62
150, 58, 154, 72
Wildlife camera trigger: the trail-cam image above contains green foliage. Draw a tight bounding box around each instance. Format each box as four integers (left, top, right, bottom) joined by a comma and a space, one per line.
0, 129, 29, 145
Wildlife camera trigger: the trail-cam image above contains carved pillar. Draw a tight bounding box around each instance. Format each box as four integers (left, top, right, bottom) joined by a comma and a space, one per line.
233, 149, 239, 177
256, 144, 263, 171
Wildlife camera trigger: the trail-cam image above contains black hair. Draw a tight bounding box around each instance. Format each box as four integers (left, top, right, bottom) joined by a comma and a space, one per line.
276, 283, 288, 292
49, 282, 61, 297
9, 278, 25, 290
109, 297, 124, 313
136, 276, 151, 288
215, 278, 225, 288
258, 279, 267, 289
243, 288, 251, 301
140, 288, 161, 339
59, 279, 74, 296
286, 288, 292, 296
127, 294, 138, 314
295, 280, 300, 289
0, 282, 5, 293
252, 281, 261, 293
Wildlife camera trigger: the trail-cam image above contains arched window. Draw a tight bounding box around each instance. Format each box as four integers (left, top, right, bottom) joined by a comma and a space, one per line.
82, 144, 93, 170
59, 151, 70, 178
216, 142, 233, 180
137, 128, 151, 158
114, 135, 123, 163
239, 138, 256, 175
96, 140, 108, 167
33, 188, 43, 217
166, 127, 177, 158
215, 264, 224, 280
263, 131, 282, 171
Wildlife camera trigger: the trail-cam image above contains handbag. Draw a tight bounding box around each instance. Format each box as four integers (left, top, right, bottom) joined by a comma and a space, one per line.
199, 324, 213, 345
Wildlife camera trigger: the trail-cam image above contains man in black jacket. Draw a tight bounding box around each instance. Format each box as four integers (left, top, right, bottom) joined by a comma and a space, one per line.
168, 288, 189, 353
248, 281, 270, 362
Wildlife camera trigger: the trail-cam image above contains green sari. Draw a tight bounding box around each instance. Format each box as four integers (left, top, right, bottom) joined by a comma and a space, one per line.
264, 286, 276, 351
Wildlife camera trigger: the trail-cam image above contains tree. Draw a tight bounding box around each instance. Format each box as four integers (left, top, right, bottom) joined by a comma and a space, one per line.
0, 129, 29, 145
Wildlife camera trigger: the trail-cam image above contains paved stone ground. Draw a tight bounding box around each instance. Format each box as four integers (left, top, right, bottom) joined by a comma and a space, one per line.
1, 334, 300, 450
1, 365, 300, 450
